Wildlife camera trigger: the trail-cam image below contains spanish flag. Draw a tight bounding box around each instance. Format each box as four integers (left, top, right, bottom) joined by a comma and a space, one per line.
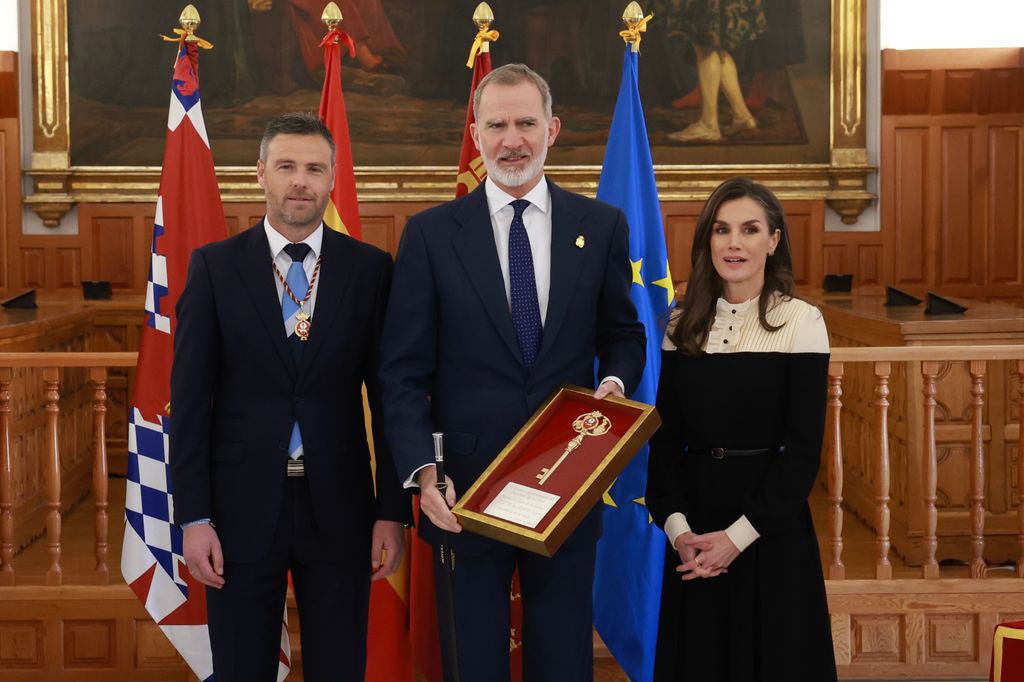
316, 18, 411, 681
318, 23, 362, 239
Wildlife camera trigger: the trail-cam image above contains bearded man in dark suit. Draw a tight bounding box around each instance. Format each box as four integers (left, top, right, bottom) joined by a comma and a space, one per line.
379, 64, 646, 682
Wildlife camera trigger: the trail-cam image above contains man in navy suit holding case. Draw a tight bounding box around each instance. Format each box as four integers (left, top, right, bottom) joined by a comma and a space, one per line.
170, 112, 410, 681
379, 65, 646, 682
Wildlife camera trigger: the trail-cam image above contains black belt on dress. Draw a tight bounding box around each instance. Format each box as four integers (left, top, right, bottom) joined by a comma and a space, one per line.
684, 446, 784, 459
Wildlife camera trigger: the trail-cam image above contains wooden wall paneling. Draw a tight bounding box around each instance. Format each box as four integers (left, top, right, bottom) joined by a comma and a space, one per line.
941, 70, 981, 115
661, 204, 701, 287
357, 201, 436, 257
987, 125, 1023, 286
938, 123, 979, 287
883, 70, 932, 115
882, 49, 1024, 305
787, 200, 825, 288
19, 249, 46, 289
0, 51, 18, 295
822, 231, 886, 287
71, 198, 831, 298
55, 248, 81, 290
888, 124, 931, 286
222, 202, 266, 237
91, 217, 134, 289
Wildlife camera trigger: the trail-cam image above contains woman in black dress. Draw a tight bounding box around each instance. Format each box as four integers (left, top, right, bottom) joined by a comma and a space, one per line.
646, 177, 837, 681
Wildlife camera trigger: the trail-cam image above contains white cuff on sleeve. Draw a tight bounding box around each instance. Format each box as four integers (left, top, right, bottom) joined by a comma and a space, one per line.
599, 376, 625, 394
404, 463, 434, 490
724, 515, 760, 552
664, 512, 692, 546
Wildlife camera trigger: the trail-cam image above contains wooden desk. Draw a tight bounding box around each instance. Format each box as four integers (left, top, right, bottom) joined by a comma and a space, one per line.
811, 293, 1024, 565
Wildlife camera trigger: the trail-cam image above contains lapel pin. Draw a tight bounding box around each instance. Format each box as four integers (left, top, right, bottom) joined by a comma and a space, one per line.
575, 235, 585, 249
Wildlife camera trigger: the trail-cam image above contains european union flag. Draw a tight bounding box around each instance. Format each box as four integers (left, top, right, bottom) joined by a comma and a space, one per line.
593, 44, 674, 682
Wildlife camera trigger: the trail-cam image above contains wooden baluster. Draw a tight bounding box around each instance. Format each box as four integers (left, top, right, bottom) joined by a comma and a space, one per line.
827, 363, 845, 580
0, 368, 13, 585
1018, 360, 1024, 578
91, 367, 109, 584
969, 360, 986, 579
43, 367, 62, 586
921, 361, 940, 579
874, 362, 892, 580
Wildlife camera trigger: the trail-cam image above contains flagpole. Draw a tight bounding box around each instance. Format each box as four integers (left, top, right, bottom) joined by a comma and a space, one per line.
592, 4, 668, 682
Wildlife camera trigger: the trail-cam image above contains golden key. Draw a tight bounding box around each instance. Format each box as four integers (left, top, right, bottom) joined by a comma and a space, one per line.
537, 410, 612, 485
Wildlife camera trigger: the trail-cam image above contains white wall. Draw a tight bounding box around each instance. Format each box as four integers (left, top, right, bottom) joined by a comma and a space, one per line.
882, 0, 1024, 49
0, 0, 17, 52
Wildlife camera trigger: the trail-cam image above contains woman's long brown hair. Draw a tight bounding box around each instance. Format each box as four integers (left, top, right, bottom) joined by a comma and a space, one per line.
669, 177, 795, 354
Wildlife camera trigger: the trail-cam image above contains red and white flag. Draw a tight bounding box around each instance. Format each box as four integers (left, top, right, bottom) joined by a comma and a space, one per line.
119, 36, 291, 682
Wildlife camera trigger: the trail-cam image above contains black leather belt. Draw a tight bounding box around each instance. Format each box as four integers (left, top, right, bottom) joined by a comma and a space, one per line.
685, 446, 782, 460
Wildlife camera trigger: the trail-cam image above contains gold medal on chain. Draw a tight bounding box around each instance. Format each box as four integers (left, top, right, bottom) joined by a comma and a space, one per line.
273, 254, 322, 343
294, 309, 312, 341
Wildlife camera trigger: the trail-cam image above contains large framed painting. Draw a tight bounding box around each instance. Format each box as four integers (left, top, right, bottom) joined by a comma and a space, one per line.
25, 0, 871, 225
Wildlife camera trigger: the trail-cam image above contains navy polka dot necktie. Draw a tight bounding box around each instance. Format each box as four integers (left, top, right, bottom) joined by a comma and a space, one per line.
508, 199, 542, 369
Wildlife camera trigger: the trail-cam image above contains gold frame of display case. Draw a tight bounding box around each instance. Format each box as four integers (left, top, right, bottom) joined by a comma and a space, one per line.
452, 386, 660, 557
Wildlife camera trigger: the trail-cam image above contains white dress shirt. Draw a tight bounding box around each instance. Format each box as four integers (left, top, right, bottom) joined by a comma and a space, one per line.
264, 220, 323, 337
484, 177, 553, 323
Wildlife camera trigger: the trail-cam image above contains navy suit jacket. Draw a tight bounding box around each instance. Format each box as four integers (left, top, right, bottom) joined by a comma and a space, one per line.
379, 180, 646, 553
169, 222, 410, 564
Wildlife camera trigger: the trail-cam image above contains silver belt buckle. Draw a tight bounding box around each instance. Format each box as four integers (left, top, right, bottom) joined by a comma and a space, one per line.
286, 458, 305, 477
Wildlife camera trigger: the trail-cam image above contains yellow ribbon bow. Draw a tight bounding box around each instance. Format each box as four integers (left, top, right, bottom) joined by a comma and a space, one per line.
160, 27, 214, 50
466, 28, 500, 68
619, 14, 653, 52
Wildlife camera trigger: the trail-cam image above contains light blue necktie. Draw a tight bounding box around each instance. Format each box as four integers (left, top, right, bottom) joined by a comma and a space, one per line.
282, 243, 311, 459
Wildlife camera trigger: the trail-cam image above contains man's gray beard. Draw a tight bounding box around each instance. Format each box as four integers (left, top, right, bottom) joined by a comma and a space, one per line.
482, 149, 547, 189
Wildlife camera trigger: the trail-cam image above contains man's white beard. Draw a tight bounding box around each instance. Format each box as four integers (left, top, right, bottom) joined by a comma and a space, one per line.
482, 147, 547, 189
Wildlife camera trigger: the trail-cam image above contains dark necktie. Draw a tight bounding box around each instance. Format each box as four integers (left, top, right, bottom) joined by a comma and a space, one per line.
282, 242, 311, 459
508, 199, 542, 369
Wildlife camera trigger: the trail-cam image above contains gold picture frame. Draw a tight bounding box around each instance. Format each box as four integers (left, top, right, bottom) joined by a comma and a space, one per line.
24, 0, 872, 227
452, 385, 661, 557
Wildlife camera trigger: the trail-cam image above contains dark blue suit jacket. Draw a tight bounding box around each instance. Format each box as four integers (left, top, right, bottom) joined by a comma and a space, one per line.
169, 222, 410, 564
379, 180, 646, 553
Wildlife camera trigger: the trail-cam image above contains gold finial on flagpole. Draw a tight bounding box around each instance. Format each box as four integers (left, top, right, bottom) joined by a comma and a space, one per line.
162, 4, 211, 48
179, 5, 201, 41
466, 3, 498, 64
322, 2, 343, 29
620, 2, 652, 53
622, 2, 644, 28
473, 3, 495, 30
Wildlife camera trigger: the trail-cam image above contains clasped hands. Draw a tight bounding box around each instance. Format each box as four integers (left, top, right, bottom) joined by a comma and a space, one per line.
674, 530, 740, 581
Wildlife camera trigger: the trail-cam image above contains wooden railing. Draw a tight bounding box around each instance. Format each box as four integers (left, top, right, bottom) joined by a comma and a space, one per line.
826, 345, 1024, 581
1, 347, 1023, 588
0, 353, 136, 586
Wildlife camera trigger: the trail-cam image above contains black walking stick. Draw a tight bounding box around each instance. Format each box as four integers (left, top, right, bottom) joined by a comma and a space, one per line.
433, 432, 461, 682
